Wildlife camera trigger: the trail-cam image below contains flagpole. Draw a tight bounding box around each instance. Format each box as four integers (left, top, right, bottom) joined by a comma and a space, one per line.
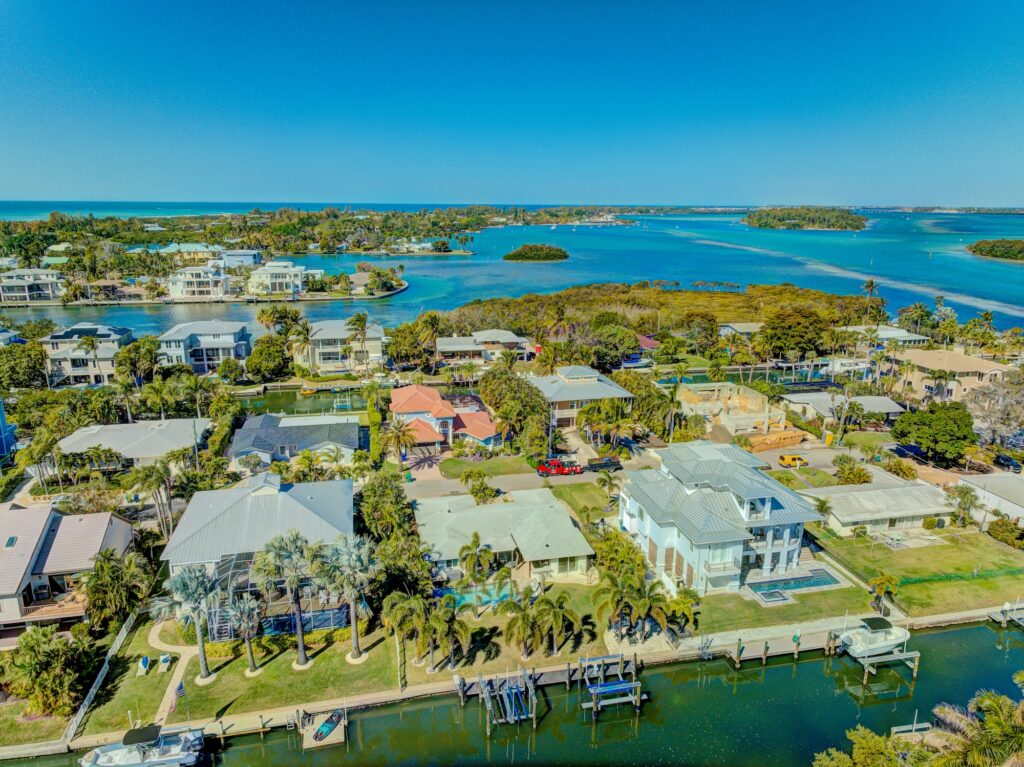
184, 684, 192, 726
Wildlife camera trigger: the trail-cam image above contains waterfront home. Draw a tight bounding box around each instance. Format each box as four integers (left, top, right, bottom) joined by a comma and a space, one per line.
415, 488, 594, 582
0, 504, 132, 644
161, 473, 354, 639
217, 249, 263, 268
228, 413, 367, 468
293, 319, 386, 372
348, 271, 373, 295
781, 393, 905, 425
435, 336, 487, 365
525, 365, 633, 428
157, 243, 225, 264
436, 329, 532, 365
798, 467, 952, 536
0, 268, 66, 303
957, 473, 1024, 528
718, 322, 763, 341
618, 441, 818, 596
158, 320, 260, 374
165, 264, 233, 300
58, 418, 211, 469
247, 260, 326, 295
888, 349, 1011, 403
41, 323, 134, 386
389, 384, 457, 451
840, 324, 930, 348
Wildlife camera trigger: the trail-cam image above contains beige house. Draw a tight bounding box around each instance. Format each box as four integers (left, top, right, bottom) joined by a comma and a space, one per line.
294, 320, 386, 372
889, 349, 1012, 403
41, 323, 134, 386
525, 365, 634, 427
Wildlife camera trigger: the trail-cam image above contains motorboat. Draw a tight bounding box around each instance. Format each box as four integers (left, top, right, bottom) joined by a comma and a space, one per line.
839, 617, 911, 658
78, 726, 204, 766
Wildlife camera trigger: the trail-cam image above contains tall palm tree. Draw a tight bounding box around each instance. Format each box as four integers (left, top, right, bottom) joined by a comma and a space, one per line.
255, 307, 277, 331
379, 418, 419, 472
594, 570, 637, 642
113, 377, 137, 423
150, 566, 220, 680
141, 378, 174, 419
251, 530, 324, 668
319, 533, 379, 661
289, 319, 316, 375
862, 279, 878, 323
497, 348, 518, 371
535, 590, 581, 655
347, 312, 369, 369
75, 335, 101, 383
626, 578, 670, 641
428, 594, 471, 671
126, 460, 175, 537
226, 593, 264, 674
595, 470, 623, 510
535, 346, 559, 376
498, 585, 542, 660
457, 531, 494, 618
175, 374, 214, 418
382, 591, 430, 665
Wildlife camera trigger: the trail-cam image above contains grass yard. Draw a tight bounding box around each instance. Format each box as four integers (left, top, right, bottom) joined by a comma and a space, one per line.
438, 456, 533, 479
766, 469, 807, 489
812, 526, 1024, 615
842, 431, 893, 450
551, 482, 612, 517
796, 467, 837, 487
699, 586, 872, 634
0, 699, 67, 747
81, 620, 178, 735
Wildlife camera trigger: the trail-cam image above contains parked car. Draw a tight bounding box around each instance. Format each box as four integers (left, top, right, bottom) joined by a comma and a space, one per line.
994, 453, 1023, 474
587, 457, 623, 472
536, 459, 584, 477
778, 453, 809, 468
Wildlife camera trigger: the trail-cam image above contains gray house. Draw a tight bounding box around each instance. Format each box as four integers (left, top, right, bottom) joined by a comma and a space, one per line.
158, 321, 261, 374
228, 414, 367, 468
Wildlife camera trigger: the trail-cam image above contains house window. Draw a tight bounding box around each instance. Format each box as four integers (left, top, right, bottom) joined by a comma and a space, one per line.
4, 536, 16, 548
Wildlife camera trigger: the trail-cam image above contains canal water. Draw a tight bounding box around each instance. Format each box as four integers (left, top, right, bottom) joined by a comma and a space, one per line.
25, 623, 1024, 766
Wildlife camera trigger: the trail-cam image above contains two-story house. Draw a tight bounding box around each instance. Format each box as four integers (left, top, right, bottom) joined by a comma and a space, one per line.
0, 269, 66, 303
435, 329, 532, 366
294, 319, 386, 372
888, 348, 1011, 403
41, 323, 134, 386
165, 264, 233, 300
157, 242, 225, 264
618, 441, 818, 596
525, 365, 633, 427
158, 321, 260, 374
388, 385, 499, 453
247, 260, 326, 295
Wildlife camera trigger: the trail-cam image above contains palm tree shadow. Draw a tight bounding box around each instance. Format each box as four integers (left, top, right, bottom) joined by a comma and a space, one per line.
568, 615, 598, 653
88, 654, 130, 709
461, 626, 501, 667
215, 697, 239, 720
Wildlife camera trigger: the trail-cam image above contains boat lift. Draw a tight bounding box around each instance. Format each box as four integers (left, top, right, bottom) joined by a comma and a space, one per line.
477, 670, 538, 737
577, 654, 646, 721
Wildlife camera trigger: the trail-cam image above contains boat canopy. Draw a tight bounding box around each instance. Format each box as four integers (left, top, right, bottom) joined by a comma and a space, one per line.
862, 617, 893, 632
121, 725, 162, 746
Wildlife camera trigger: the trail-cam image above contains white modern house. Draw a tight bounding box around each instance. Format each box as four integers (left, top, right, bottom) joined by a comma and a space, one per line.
841, 324, 930, 347
247, 260, 325, 295
158, 321, 260, 374
415, 488, 594, 582
619, 441, 818, 595
41, 323, 134, 386
525, 365, 634, 427
217, 249, 263, 268
293, 320, 387, 372
165, 265, 233, 300
0, 269, 66, 303
58, 418, 211, 468
0, 504, 133, 641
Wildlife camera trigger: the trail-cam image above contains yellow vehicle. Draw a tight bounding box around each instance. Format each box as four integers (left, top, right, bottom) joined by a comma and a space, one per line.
778, 453, 809, 468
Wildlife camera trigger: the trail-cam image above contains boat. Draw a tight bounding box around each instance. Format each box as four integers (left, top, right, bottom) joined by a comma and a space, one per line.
78, 726, 204, 766
312, 709, 345, 742
839, 617, 911, 658
300, 388, 317, 396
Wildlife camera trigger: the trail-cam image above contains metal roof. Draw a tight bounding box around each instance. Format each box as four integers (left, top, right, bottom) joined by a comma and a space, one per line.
525, 367, 633, 403
33, 512, 132, 575
311, 320, 384, 341
159, 321, 253, 341
58, 418, 211, 460
229, 414, 365, 457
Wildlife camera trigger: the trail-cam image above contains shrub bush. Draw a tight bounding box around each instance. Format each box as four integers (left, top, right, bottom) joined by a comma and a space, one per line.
922, 517, 937, 530
203, 621, 368, 659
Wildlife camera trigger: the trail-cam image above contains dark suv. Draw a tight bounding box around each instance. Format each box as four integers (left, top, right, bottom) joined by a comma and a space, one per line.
994, 454, 1022, 474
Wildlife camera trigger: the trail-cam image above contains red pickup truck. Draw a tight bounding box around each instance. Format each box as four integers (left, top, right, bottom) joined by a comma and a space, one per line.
536, 459, 584, 477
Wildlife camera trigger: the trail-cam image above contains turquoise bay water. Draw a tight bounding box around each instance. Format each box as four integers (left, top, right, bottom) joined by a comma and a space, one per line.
2, 211, 1023, 331
24, 623, 1024, 767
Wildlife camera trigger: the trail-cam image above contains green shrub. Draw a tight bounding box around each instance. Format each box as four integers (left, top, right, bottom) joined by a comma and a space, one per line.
922, 517, 937, 530
0, 469, 25, 502
204, 621, 367, 659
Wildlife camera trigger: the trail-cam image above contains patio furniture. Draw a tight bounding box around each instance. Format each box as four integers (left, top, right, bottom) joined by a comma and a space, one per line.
158, 654, 172, 673
136, 656, 151, 676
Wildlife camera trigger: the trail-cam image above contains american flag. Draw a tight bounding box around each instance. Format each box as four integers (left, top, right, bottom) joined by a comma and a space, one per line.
169, 681, 186, 713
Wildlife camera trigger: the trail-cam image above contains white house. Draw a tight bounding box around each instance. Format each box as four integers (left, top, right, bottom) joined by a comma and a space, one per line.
158, 321, 260, 374
294, 320, 387, 372
165, 265, 233, 300
228, 414, 366, 468
41, 323, 134, 386
525, 365, 634, 427
58, 418, 211, 468
619, 441, 818, 595
247, 260, 325, 295
0, 269, 66, 303
217, 249, 263, 268
958, 473, 1024, 528
841, 324, 930, 347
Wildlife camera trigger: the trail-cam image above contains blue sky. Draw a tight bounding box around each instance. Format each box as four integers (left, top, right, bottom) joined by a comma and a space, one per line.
1, 1, 1023, 205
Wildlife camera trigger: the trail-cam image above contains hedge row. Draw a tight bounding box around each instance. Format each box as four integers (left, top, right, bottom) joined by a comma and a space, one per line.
0, 469, 25, 502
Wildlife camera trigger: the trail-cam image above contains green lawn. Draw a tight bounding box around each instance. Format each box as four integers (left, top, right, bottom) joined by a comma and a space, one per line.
796, 467, 837, 487
812, 526, 1024, 615
842, 431, 893, 450
551, 482, 612, 517
81, 620, 178, 735
438, 456, 533, 479
766, 469, 807, 489
0, 699, 67, 747
700, 586, 871, 634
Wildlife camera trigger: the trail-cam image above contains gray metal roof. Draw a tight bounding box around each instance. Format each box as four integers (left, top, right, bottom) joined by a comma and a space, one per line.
525, 366, 633, 403
781, 393, 904, 419
162, 473, 354, 567
436, 337, 485, 353
624, 470, 752, 545
159, 321, 253, 341
33, 512, 132, 575
959, 473, 1024, 509
0, 506, 53, 595
58, 418, 211, 459
311, 320, 384, 341
414, 488, 593, 563
800, 475, 950, 525
471, 329, 528, 344
229, 414, 365, 457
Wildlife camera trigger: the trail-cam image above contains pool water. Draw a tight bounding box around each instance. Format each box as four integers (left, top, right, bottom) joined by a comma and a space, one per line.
435, 583, 513, 609
749, 569, 840, 594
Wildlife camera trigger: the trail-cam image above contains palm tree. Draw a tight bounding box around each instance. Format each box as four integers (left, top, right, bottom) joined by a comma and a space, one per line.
497, 348, 518, 371
255, 307, 277, 331
319, 533, 378, 661
626, 579, 669, 641
150, 566, 220, 680
347, 312, 369, 369
946, 484, 983, 527
79, 550, 151, 631
535, 590, 581, 655
379, 418, 419, 472
535, 346, 559, 376
930, 671, 1024, 766
457, 531, 495, 618
361, 381, 383, 412
428, 594, 471, 671
141, 378, 174, 419
226, 593, 264, 674
289, 319, 316, 375
382, 591, 430, 665
251, 531, 324, 668
175, 374, 214, 418
126, 460, 175, 537
594, 570, 637, 642
112, 377, 137, 423
862, 279, 878, 323
75, 335, 101, 383
867, 572, 899, 611
595, 470, 623, 510
498, 585, 542, 660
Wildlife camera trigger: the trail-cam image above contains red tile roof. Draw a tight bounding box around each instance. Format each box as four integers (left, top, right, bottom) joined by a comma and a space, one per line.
637, 335, 661, 350
389, 385, 456, 418
406, 417, 445, 444
454, 411, 498, 441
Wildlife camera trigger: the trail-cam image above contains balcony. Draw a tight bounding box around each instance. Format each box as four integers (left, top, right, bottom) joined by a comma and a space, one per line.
704, 558, 742, 575
21, 591, 87, 622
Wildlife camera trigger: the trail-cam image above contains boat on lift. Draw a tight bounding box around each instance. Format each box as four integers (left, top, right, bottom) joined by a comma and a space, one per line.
839, 617, 910, 658
78, 726, 204, 766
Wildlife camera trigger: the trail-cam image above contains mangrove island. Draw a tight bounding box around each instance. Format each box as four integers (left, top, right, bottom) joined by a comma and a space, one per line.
966, 238, 1024, 261
742, 206, 867, 230
502, 243, 570, 261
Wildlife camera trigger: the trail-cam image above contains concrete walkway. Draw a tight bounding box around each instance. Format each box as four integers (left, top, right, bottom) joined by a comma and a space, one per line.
147, 621, 196, 725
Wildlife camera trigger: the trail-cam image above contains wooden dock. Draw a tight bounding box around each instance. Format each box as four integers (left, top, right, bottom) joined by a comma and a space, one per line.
298, 709, 347, 751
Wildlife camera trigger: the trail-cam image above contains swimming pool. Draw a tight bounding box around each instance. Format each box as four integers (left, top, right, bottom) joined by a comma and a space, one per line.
435, 583, 513, 609
748, 569, 840, 594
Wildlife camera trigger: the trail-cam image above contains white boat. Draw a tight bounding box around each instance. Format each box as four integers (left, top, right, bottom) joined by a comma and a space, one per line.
839, 617, 910, 658
79, 726, 204, 767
